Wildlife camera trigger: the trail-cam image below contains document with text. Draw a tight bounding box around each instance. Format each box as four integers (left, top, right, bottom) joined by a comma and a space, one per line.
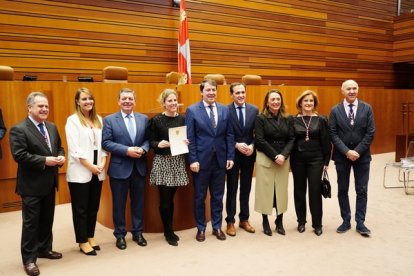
168, 126, 189, 156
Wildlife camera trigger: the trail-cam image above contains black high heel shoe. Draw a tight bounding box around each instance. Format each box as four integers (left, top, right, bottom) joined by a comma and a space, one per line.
92, 245, 101, 251
275, 214, 285, 235
79, 247, 97, 256
297, 224, 306, 233
262, 215, 272, 236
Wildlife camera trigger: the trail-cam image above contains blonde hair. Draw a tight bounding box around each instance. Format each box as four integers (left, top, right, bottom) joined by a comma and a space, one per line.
74, 87, 102, 128
295, 90, 319, 114
157, 88, 178, 106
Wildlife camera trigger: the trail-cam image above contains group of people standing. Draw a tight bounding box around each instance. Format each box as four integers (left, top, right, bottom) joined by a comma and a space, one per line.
8, 79, 375, 276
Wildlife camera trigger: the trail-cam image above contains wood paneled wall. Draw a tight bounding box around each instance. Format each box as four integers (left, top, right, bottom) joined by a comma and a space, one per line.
394, 13, 414, 62
1, 82, 413, 213
0, 0, 407, 87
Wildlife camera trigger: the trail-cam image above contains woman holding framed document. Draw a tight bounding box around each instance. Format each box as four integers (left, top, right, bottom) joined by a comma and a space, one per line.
147, 89, 189, 246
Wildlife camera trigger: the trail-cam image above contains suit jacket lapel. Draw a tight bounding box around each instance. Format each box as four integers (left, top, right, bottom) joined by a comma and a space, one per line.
245, 104, 254, 131
338, 104, 353, 129
199, 101, 215, 134
115, 112, 132, 143
26, 119, 51, 153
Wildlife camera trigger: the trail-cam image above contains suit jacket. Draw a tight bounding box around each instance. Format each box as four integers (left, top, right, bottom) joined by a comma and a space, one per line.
0, 109, 6, 159
329, 100, 375, 162
9, 118, 65, 196
102, 111, 149, 179
255, 114, 295, 161
186, 101, 235, 169
65, 114, 107, 183
227, 103, 259, 162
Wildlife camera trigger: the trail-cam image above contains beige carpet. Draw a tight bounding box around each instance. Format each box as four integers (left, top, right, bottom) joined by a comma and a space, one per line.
1, 153, 413, 276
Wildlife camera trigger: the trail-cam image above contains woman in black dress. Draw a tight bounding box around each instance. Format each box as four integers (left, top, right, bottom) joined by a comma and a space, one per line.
147, 89, 189, 246
290, 90, 330, 236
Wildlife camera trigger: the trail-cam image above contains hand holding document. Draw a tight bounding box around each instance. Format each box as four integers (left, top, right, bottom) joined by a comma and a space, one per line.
168, 126, 189, 156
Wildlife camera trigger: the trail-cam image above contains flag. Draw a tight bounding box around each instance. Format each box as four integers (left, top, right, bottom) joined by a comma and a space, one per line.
178, 0, 191, 84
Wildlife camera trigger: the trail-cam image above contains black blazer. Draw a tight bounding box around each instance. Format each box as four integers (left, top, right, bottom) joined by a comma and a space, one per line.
0, 109, 6, 159
329, 100, 375, 162
255, 113, 295, 161
9, 118, 65, 196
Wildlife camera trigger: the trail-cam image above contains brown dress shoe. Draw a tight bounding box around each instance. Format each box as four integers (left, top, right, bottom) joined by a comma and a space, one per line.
24, 263, 40, 276
239, 220, 255, 233
226, 223, 236, 236
212, 228, 226, 240
196, 230, 205, 242
37, 250, 62, 259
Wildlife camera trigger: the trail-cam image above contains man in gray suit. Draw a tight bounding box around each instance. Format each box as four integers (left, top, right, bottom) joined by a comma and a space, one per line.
9, 92, 65, 276
102, 88, 149, 250
329, 80, 375, 236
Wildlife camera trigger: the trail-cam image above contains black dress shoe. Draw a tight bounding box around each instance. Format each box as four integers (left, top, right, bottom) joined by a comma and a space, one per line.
212, 228, 226, 240
314, 228, 323, 236
297, 224, 306, 233
132, 234, 147, 246
37, 250, 62, 259
263, 221, 272, 236
24, 262, 40, 276
92, 245, 101, 251
116, 237, 127, 250
276, 226, 286, 236
196, 230, 205, 242
165, 232, 178, 246
169, 231, 179, 241
79, 247, 97, 256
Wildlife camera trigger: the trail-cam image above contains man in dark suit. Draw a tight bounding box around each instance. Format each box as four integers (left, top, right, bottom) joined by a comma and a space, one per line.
186, 79, 235, 242
0, 108, 6, 159
225, 82, 258, 236
329, 80, 375, 236
102, 88, 149, 250
9, 92, 65, 276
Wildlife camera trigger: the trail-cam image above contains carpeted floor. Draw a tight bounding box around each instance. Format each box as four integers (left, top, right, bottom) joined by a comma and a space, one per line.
1, 153, 413, 276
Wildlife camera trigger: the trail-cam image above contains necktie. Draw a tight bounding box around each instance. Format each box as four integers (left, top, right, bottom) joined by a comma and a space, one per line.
208, 105, 216, 129
348, 104, 354, 125
126, 114, 136, 142
38, 123, 50, 146
237, 106, 244, 130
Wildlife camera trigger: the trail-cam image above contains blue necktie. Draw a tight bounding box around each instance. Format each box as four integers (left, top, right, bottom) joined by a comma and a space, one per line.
348, 104, 354, 125
208, 105, 216, 129
237, 106, 244, 130
126, 115, 136, 142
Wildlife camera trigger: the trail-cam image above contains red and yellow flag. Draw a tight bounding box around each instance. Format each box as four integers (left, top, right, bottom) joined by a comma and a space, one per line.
178, 0, 191, 84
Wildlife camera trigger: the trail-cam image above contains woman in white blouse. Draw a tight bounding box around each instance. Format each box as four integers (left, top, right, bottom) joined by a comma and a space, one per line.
65, 88, 107, 256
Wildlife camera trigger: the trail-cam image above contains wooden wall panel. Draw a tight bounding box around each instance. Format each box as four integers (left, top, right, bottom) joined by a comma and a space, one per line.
1, 81, 413, 213
0, 0, 407, 87
393, 13, 414, 63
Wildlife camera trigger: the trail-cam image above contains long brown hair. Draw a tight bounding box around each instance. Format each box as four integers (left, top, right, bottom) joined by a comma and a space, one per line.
261, 89, 288, 118
74, 87, 102, 128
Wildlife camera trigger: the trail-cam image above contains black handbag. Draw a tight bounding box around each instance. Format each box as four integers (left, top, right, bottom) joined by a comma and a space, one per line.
321, 170, 331, 199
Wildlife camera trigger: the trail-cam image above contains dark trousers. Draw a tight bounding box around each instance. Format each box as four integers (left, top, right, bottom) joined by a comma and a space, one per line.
193, 156, 226, 231
21, 189, 55, 265
290, 151, 324, 228
110, 166, 145, 238
225, 154, 255, 223
335, 159, 370, 225
158, 186, 178, 233
68, 175, 102, 243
